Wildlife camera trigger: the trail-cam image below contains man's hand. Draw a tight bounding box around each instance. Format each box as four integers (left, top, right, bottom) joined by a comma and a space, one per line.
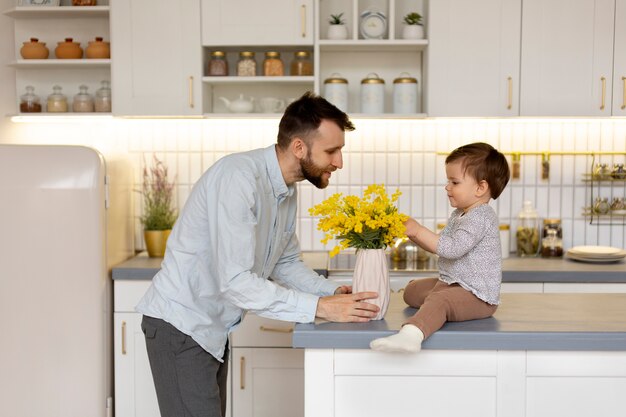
334, 285, 352, 294
316, 291, 379, 322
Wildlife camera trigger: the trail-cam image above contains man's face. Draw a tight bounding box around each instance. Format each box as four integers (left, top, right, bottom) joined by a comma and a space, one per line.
299, 120, 345, 189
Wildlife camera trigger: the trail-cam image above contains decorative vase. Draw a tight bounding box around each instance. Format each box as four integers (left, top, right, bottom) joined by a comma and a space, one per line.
20, 38, 49, 59
352, 248, 389, 320
327, 24, 349, 40
144, 229, 171, 257
55, 38, 83, 59
402, 25, 424, 40
85, 37, 110, 59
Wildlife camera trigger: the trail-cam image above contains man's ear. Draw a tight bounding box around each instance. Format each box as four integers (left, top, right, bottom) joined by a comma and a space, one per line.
476, 180, 490, 197
291, 137, 307, 160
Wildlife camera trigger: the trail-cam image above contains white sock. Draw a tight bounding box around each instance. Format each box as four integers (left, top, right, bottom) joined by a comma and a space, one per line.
370, 324, 424, 353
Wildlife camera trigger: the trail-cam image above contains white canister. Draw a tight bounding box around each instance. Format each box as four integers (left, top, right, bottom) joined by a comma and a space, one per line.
500, 224, 510, 259
360, 73, 385, 114
393, 72, 418, 114
323, 73, 348, 112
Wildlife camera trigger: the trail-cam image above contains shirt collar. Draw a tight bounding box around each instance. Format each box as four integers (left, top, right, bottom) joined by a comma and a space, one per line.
264, 145, 294, 199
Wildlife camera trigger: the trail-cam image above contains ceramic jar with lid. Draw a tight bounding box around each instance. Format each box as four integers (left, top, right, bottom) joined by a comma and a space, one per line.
94, 80, 112, 112
392, 72, 418, 114
263, 51, 284, 76
290, 51, 313, 76
72, 85, 94, 112
208, 51, 228, 76
20, 86, 42, 113
20, 38, 49, 59
323, 73, 348, 112
236, 51, 256, 76
360, 72, 385, 114
47, 85, 68, 112
85, 37, 110, 59
499, 224, 510, 259
55, 38, 83, 59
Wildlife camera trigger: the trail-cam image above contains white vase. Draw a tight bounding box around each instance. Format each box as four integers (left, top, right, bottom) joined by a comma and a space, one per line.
352, 248, 390, 320
402, 24, 424, 40
327, 24, 349, 40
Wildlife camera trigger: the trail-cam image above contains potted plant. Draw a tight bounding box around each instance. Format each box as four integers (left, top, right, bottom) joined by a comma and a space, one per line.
402, 12, 424, 39
140, 155, 177, 257
327, 12, 349, 40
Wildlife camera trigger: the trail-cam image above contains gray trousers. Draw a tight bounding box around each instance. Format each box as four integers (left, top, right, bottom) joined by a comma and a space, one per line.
142, 315, 229, 417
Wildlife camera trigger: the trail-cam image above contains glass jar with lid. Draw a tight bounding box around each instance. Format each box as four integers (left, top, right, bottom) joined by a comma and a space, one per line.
208, 51, 228, 76
95, 80, 112, 112
263, 51, 284, 76
516, 200, 540, 257
73, 85, 95, 112
237, 51, 256, 76
541, 229, 563, 258
290, 51, 313, 76
20, 85, 42, 113
47, 85, 68, 113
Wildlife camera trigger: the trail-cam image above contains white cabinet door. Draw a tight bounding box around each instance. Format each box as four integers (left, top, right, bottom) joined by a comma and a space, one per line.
427, 0, 521, 116
612, 0, 626, 115
111, 0, 202, 115
201, 0, 313, 46
520, 0, 615, 116
231, 348, 304, 417
113, 313, 161, 417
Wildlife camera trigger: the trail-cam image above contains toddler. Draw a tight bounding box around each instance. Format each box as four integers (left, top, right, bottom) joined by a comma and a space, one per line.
370, 142, 510, 353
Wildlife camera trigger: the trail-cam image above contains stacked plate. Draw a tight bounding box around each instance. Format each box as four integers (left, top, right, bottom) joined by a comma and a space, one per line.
566, 246, 626, 263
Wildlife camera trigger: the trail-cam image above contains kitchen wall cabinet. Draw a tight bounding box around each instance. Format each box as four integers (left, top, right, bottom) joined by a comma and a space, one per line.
426, 0, 521, 117
110, 0, 202, 116
520, 0, 615, 116
612, 0, 626, 116
3, 1, 111, 115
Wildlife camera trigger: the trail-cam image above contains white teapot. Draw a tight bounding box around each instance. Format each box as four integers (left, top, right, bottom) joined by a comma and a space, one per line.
219, 94, 254, 113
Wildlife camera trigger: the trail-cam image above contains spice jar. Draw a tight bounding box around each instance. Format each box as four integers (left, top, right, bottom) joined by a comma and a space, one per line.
208, 51, 228, 76
360, 72, 385, 114
20, 38, 49, 60
263, 51, 284, 76
20, 85, 42, 113
94, 80, 112, 112
499, 224, 510, 259
72, 0, 97, 5
392, 72, 418, 114
541, 229, 563, 258
516, 200, 540, 257
73, 85, 94, 112
290, 51, 313, 76
542, 218, 562, 239
323, 73, 348, 112
47, 85, 68, 113
236, 51, 256, 76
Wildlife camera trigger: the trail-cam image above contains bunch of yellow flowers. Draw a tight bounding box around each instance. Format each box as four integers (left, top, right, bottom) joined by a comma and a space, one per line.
309, 184, 408, 257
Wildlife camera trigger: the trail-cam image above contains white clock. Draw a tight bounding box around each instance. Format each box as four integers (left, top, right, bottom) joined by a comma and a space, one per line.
360, 9, 387, 39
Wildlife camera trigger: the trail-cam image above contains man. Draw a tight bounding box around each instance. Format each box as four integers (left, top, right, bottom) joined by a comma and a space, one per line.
136, 92, 380, 417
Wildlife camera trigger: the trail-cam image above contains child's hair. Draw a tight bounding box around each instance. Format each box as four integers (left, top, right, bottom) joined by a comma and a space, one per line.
445, 142, 510, 199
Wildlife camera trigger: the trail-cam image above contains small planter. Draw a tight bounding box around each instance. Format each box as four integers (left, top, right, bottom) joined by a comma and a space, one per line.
402, 25, 424, 40
144, 229, 171, 258
327, 24, 349, 40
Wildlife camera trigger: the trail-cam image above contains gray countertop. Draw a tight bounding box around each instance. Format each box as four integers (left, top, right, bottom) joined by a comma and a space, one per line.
112, 251, 626, 282
292, 292, 626, 351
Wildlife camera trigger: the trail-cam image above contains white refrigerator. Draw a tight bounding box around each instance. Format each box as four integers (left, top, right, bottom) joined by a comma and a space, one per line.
0, 145, 134, 417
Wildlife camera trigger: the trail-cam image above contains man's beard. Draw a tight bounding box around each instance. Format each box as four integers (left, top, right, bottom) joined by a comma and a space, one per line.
300, 152, 331, 189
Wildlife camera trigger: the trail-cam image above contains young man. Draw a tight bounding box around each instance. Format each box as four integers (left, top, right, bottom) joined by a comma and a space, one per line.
136, 92, 380, 417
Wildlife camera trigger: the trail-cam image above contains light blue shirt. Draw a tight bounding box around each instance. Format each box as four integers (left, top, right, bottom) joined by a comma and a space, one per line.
136, 145, 339, 361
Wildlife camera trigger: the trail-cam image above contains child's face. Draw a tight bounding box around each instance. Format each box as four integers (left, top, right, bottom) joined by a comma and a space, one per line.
444, 161, 489, 211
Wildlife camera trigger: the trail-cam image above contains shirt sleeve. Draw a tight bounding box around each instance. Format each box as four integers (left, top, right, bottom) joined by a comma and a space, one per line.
437, 208, 490, 259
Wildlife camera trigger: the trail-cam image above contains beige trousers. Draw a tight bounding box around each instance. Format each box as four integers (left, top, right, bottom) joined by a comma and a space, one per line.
403, 278, 498, 339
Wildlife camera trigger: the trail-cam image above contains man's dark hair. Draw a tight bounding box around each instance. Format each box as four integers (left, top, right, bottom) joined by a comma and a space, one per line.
445, 142, 510, 199
276, 92, 354, 150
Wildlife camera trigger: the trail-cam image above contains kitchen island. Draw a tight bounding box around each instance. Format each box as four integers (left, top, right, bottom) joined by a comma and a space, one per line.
295, 292, 626, 417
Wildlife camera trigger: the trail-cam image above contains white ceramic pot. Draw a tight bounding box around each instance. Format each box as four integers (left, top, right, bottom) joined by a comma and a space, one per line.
402, 24, 424, 40
324, 73, 349, 112
327, 24, 349, 40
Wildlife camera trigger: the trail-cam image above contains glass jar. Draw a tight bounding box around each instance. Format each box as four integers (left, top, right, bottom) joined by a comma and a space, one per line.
542, 218, 562, 239
208, 51, 228, 76
95, 80, 112, 112
593, 197, 610, 215
47, 85, 68, 113
290, 50, 313, 76
516, 200, 540, 257
263, 51, 284, 76
360, 72, 385, 114
20, 85, 42, 113
236, 51, 256, 76
323, 73, 348, 112
541, 229, 563, 258
72, 85, 94, 112
72, 0, 97, 5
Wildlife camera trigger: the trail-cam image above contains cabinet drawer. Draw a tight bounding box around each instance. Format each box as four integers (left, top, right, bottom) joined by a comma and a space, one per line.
231, 314, 295, 348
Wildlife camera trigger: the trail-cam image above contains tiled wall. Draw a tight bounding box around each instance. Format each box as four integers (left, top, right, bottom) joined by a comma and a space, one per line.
4, 117, 626, 252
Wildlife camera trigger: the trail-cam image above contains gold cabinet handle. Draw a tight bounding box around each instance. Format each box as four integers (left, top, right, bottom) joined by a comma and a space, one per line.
622, 76, 626, 110
121, 321, 127, 355
622, 77, 626, 110
600, 76, 606, 110
507, 77, 513, 110
188, 76, 194, 109
301, 4, 306, 38
240, 356, 245, 390
260, 325, 293, 333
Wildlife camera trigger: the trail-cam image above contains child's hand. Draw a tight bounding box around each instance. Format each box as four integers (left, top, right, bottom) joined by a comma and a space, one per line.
404, 217, 422, 239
